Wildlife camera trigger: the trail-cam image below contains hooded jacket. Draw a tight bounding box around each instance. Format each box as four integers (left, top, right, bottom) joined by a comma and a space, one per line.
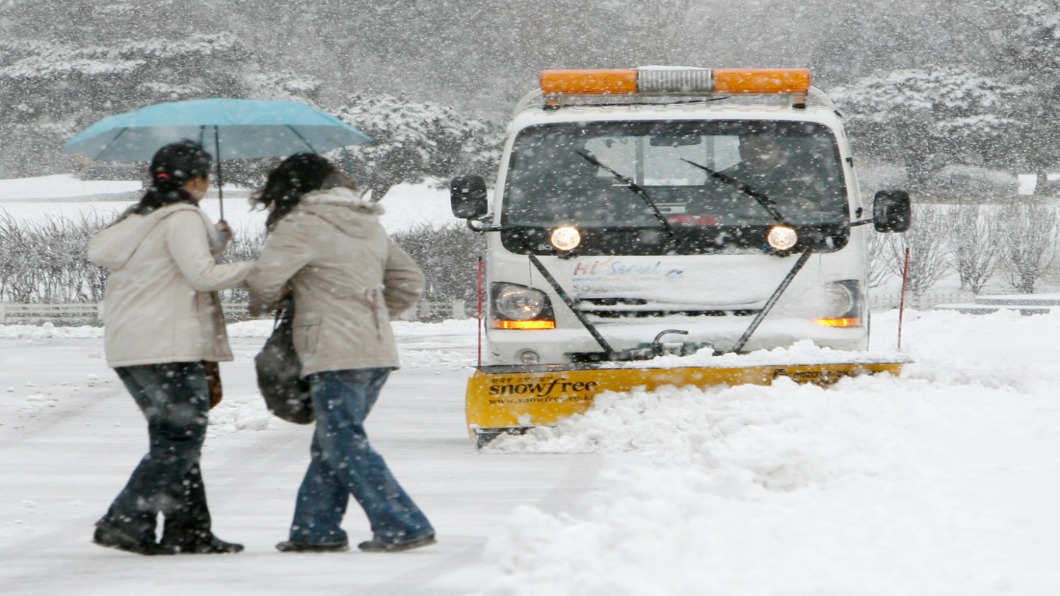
246, 186, 424, 376
88, 203, 252, 367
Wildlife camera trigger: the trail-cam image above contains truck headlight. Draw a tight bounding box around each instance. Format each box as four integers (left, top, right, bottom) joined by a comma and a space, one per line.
492, 283, 556, 329
767, 225, 798, 251
816, 280, 862, 327
550, 226, 582, 252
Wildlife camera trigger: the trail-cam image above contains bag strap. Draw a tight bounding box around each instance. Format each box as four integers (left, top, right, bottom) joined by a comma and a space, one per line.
272, 296, 295, 330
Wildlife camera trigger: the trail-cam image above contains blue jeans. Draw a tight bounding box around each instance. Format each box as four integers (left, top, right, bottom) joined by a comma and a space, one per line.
289, 368, 433, 546
100, 362, 212, 544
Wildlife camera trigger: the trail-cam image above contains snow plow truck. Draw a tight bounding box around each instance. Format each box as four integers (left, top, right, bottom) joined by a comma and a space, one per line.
450, 67, 912, 446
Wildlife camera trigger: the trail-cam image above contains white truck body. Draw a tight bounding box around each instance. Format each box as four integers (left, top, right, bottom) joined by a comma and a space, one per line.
453, 68, 908, 367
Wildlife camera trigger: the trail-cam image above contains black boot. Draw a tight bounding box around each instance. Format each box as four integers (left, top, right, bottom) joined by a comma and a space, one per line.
161, 534, 244, 554
276, 540, 349, 553
357, 533, 436, 553
93, 520, 176, 556
159, 463, 242, 553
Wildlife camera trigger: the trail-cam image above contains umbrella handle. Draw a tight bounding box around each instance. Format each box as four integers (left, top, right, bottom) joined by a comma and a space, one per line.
214, 127, 225, 220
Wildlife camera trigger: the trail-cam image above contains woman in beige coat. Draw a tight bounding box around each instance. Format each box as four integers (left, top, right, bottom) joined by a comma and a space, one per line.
88, 140, 252, 555
247, 153, 434, 553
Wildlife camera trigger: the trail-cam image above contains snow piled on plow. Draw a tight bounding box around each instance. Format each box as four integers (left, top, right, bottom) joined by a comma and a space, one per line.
618, 338, 912, 368
478, 309, 1060, 596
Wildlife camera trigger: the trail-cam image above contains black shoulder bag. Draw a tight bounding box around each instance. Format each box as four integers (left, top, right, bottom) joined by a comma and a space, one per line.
254, 299, 314, 424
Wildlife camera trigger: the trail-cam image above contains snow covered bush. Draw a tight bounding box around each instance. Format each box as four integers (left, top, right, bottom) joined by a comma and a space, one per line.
0, 212, 110, 303
879, 205, 952, 303
220, 220, 484, 313
390, 222, 485, 307
0, 214, 482, 312
998, 201, 1060, 294
946, 203, 1002, 294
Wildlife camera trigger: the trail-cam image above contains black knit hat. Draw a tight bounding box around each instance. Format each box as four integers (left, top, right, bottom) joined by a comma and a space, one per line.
149, 140, 213, 188
131, 140, 213, 215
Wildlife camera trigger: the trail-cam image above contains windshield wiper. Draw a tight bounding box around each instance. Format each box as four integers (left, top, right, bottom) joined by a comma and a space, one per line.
575, 150, 676, 246
681, 158, 788, 225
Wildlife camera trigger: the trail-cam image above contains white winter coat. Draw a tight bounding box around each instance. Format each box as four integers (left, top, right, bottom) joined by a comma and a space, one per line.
88, 202, 252, 367
246, 186, 424, 376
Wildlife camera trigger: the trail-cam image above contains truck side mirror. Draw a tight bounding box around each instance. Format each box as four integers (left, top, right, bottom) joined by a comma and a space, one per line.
450, 175, 488, 219
873, 190, 911, 233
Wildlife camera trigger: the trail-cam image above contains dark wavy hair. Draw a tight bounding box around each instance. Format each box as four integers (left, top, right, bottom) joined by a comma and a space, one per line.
252, 153, 357, 229
133, 140, 213, 215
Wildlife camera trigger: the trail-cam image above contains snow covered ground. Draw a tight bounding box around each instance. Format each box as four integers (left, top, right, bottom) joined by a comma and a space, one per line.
2, 177, 1060, 595
2, 309, 1060, 595
0, 174, 453, 233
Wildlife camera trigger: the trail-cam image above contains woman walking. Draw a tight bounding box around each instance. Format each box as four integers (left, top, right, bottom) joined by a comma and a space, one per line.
247, 153, 435, 553
88, 140, 251, 555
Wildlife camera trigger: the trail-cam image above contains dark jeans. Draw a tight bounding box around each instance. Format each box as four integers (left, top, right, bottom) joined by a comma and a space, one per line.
99, 362, 213, 545
289, 368, 433, 546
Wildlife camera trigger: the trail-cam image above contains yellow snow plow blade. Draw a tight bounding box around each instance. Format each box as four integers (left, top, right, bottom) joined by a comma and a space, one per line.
466, 360, 905, 443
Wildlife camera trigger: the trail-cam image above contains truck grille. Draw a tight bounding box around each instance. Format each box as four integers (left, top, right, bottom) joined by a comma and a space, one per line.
575, 298, 757, 318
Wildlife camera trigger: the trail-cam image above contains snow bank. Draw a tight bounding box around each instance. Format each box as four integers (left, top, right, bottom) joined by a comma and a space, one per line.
0, 175, 454, 233
476, 309, 1060, 596
0, 174, 140, 200
0, 322, 103, 339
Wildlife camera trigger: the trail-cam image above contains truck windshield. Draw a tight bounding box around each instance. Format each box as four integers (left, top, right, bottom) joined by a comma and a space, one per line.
501, 120, 849, 255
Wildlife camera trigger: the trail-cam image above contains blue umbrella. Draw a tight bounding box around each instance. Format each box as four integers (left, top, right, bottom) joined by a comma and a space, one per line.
65, 98, 372, 216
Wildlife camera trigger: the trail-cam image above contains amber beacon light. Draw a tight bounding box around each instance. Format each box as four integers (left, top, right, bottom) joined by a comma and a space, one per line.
540, 67, 811, 96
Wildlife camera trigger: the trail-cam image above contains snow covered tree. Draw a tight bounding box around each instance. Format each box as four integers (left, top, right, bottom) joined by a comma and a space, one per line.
830, 68, 1026, 190
809, 0, 1008, 85
330, 94, 502, 199
994, 2, 1060, 192
0, 31, 319, 178
4, 0, 1057, 187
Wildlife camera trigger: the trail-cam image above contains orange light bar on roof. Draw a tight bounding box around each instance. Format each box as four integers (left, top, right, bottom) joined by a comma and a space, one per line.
713, 68, 811, 95
541, 69, 638, 95
540, 67, 811, 96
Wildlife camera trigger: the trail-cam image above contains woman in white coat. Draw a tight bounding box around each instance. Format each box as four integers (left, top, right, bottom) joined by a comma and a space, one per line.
88, 140, 252, 555
247, 153, 434, 553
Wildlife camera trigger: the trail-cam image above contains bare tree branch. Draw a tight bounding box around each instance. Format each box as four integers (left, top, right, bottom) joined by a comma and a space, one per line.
999, 202, 1059, 293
